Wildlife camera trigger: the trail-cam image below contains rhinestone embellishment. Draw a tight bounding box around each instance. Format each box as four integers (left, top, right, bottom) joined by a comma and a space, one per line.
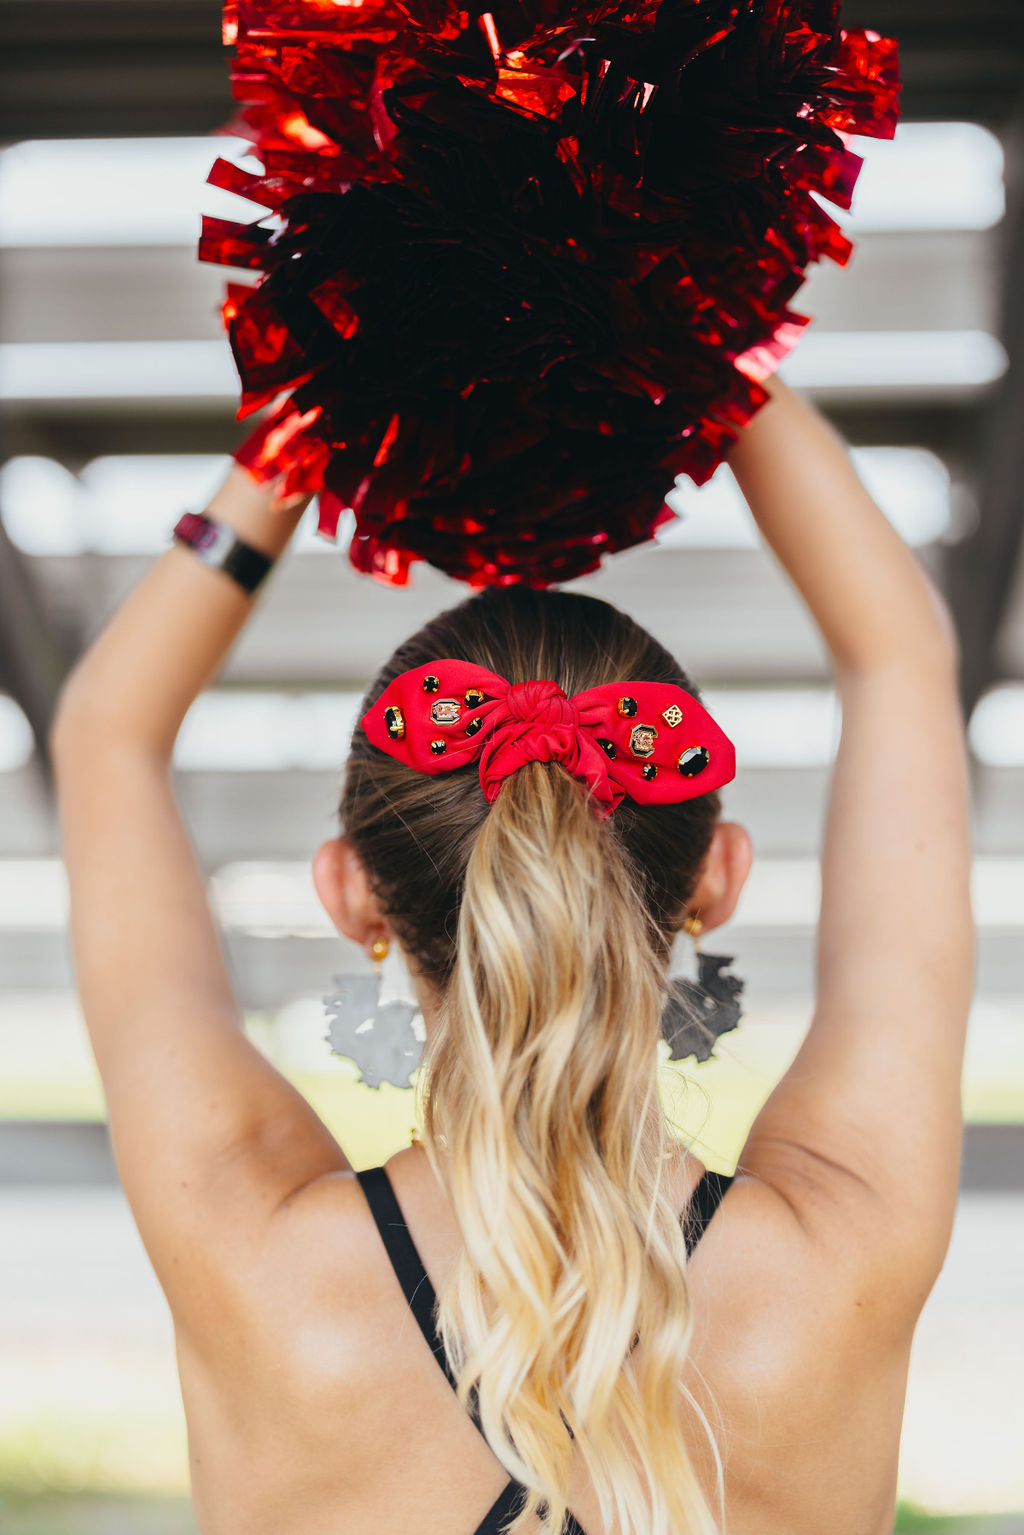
678, 746, 710, 777
430, 698, 461, 726
617, 696, 638, 718
629, 724, 658, 758
465, 717, 483, 736
422, 675, 440, 693
661, 704, 684, 729
596, 738, 617, 759
641, 762, 658, 781
384, 706, 405, 740
464, 688, 485, 708
430, 739, 447, 756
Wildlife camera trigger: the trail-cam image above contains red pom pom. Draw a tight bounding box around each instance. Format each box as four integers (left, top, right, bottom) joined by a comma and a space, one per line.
203, 0, 900, 587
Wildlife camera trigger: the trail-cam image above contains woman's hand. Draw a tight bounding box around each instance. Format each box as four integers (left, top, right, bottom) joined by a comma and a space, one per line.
725, 373, 958, 675
203, 463, 315, 561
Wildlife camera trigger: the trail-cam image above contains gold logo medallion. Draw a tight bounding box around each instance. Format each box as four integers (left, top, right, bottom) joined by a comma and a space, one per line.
629, 724, 658, 758
430, 699, 462, 726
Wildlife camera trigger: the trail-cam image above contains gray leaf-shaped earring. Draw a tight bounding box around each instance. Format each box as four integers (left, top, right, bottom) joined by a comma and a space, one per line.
323, 936, 425, 1090
661, 913, 745, 1063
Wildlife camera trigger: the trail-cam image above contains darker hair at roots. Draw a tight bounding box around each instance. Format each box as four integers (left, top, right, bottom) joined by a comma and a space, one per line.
339, 586, 721, 990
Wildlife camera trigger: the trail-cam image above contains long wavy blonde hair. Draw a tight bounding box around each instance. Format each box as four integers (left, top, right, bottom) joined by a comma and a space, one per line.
340, 587, 725, 1535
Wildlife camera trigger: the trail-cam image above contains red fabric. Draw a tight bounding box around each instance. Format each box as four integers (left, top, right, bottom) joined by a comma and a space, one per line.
361, 660, 735, 816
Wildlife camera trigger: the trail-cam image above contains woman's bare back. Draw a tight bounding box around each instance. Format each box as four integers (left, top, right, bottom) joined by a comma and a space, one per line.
174, 1139, 916, 1535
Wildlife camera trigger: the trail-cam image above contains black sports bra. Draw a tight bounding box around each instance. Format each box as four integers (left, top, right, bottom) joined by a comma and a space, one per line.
355, 1162, 733, 1535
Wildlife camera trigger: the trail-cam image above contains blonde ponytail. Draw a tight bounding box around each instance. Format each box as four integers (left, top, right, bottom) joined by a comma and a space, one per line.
419, 761, 723, 1535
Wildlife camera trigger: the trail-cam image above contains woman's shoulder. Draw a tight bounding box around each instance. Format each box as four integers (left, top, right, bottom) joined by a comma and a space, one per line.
681, 1154, 918, 1391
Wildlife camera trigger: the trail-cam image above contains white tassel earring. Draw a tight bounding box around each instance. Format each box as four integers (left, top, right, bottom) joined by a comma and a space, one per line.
323, 935, 425, 1089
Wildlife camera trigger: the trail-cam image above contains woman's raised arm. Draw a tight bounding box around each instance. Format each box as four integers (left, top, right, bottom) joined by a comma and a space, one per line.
48, 468, 350, 1338
727, 375, 959, 671
726, 376, 975, 1314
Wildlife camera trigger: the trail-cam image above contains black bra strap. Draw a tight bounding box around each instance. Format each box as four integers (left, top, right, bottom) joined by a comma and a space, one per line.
474, 1480, 586, 1535
684, 1169, 734, 1257
355, 1166, 459, 1393
472, 1480, 529, 1535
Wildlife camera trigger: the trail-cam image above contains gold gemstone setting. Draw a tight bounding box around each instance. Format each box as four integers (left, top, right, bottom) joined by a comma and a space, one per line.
384, 706, 405, 740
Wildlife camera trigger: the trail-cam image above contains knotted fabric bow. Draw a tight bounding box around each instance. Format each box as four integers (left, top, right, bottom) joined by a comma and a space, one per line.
362, 661, 735, 816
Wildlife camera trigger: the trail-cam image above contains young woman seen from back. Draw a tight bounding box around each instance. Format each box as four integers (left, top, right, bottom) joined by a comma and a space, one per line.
50, 372, 974, 1535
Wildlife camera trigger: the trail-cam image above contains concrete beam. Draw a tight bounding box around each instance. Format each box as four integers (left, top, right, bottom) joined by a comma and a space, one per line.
949, 111, 1024, 716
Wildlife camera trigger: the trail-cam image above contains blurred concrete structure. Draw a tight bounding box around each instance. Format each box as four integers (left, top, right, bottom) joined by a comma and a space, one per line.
2, 0, 1024, 1024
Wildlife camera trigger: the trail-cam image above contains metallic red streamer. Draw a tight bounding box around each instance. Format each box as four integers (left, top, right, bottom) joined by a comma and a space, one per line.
201, 0, 901, 586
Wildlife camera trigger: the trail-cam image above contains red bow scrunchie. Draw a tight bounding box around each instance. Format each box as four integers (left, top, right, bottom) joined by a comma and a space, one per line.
361, 661, 735, 816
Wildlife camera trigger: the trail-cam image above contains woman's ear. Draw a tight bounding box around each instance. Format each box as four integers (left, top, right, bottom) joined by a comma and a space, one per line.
684, 820, 753, 933
312, 837, 389, 950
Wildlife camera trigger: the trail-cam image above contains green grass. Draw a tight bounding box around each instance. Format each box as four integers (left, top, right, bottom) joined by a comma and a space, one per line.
0, 1493, 198, 1535
894, 1506, 1024, 1532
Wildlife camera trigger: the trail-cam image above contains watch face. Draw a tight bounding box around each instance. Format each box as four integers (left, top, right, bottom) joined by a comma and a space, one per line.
196, 520, 235, 564
174, 513, 272, 592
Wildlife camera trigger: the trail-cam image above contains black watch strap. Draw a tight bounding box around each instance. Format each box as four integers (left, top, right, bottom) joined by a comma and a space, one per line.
172, 511, 274, 594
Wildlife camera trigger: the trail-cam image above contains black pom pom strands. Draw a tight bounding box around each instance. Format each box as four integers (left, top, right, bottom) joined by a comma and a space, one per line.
203, 1, 900, 588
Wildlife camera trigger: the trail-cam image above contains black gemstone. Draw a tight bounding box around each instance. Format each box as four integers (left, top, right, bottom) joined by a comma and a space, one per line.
464, 688, 485, 707
384, 706, 405, 741
617, 696, 638, 718
641, 763, 658, 781
596, 738, 616, 759
465, 717, 484, 736
422, 675, 440, 693
430, 738, 447, 756
678, 746, 710, 777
